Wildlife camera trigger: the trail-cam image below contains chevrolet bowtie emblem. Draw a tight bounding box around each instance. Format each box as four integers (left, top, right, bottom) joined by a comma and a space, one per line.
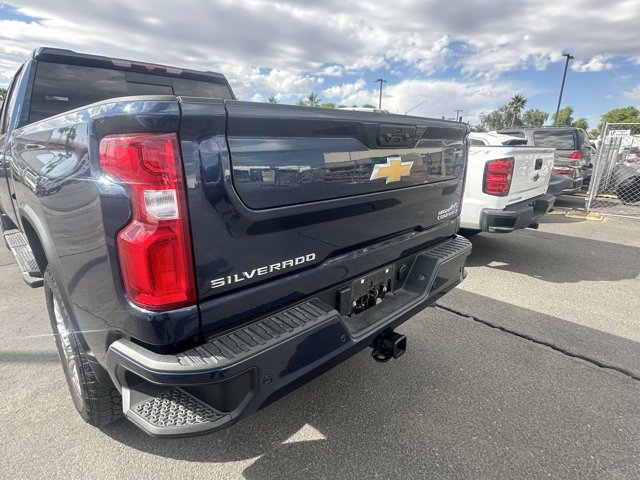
370, 156, 414, 184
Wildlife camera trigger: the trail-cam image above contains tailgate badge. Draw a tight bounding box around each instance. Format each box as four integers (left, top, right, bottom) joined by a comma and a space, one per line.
370, 156, 413, 184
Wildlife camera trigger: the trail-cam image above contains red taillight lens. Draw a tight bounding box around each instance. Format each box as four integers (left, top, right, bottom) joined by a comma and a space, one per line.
100, 133, 196, 311
568, 151, 582, 160
553, 166, 574, 175
483, 158, 514, 196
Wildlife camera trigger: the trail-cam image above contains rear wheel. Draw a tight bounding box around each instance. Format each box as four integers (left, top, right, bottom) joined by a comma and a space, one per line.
45, 267, 122, 426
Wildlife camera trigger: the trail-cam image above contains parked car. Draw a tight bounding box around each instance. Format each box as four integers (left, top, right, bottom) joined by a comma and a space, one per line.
459, 132, 555, 234
498, 127, 592, 195
618, 146, 640, 167
0, 48, 472, 437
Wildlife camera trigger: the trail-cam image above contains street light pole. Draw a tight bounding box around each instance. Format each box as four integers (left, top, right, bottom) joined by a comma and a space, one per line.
554, 52, 574, 126
454, 109, 463, 122
374, 78, 387, 110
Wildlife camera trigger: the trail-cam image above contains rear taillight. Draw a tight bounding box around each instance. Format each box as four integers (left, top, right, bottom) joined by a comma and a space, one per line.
99, 133, 196, 311
568, 151, 582, 160
553, 166, 574, 175
483, 158, 514, 196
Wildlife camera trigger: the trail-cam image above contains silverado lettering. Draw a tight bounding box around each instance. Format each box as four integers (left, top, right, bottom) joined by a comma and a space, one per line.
211, 253, 317, 289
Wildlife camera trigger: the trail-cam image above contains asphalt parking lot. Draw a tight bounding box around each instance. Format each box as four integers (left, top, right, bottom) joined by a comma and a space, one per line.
2, 197, 640, 479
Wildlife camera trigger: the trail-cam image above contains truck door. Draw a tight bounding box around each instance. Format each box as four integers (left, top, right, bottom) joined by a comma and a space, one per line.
0, 65, 26, 226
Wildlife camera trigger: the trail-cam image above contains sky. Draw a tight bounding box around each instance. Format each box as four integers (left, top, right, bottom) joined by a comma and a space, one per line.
0, 0, 639, 128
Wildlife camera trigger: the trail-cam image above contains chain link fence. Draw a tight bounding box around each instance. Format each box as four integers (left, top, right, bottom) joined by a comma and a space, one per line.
586, 122, 640, 219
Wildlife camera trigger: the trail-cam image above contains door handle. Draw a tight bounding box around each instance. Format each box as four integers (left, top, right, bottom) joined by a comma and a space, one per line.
25, 144, 44, 150
534, 158, 543, 170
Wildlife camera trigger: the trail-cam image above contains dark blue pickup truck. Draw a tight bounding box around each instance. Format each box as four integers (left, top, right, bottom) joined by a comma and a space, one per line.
0, 48, 471, 437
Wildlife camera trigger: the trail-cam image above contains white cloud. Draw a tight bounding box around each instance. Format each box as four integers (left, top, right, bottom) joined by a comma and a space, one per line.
321, 77, 519, 124
572, 55, 613, 73
320, 65, 344, 77
0, 0, 639, 110
623, 85, 640, 102
322, 79, 367, 100
215, 63, 324, 100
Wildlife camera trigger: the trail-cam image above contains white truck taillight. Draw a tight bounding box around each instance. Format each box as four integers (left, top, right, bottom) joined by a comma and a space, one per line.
99, 133, 196, 310
553, 166, 575, 175
483, 157, 514, 196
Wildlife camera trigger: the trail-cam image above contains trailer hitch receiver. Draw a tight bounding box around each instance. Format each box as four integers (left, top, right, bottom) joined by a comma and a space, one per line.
371, 331, 407, 363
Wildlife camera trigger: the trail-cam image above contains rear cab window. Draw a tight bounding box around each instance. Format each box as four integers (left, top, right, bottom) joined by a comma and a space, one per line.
532, 130, 577, 150
29, 62, 233, 124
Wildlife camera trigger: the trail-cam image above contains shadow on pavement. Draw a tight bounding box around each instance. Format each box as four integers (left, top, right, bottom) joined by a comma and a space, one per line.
554, 195, 587, 210
537, 214, 584, 224
465, 228, 640, 283
101, 306, 640, 479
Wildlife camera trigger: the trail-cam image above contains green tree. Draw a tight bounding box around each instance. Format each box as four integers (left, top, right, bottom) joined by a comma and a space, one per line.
600, 106, 640, 124
571, 118, 589, 130
337, 104, 347, 108
521, 109, 549, 127
470, 124, 487, 132
267, 95, 279, 104
296, 99, 308, 106
320, 102, 336, 109
597, 106, 640, 134
552, 106, 574, 126
478, 105, 512, 131
362, 103, 376, 109
507, 94, 527, 127
0, 87, 6, 100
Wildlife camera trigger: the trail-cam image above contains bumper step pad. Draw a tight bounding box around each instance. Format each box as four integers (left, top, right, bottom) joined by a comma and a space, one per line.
128, 386, 227, 433
112, 298, 339, 437
2, 229, 43, 287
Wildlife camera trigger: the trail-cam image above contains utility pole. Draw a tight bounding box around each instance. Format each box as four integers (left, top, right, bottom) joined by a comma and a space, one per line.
554, 52, 574, 126
374, 78, 387, 110
454, 109, 463, 122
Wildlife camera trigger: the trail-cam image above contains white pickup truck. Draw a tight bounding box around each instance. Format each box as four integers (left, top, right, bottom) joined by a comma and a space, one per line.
460, 132, 555, 233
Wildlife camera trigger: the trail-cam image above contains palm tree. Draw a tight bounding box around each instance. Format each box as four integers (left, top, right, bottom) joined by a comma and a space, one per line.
306, 92, 321, 107
267, 95, 279, 104
508, 94, 527, 127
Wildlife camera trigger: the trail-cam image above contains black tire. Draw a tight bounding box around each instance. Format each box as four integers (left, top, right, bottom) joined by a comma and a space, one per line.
459, 228, 481, 237
44, 267, 122, 426
617, 176, 640, 205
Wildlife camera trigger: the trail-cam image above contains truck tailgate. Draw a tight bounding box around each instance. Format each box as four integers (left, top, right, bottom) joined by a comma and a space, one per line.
508, 147, 554, 201
179, 99, 468, 335
470, 146, 554, 203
